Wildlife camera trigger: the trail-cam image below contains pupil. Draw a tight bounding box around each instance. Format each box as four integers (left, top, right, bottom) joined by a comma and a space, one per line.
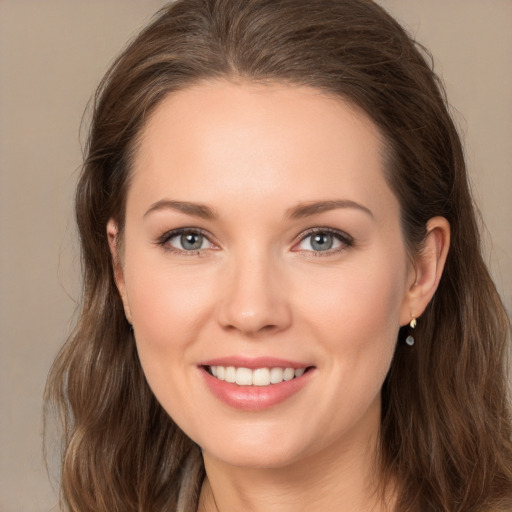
181, 233, 202, 250
312, 233, 333, 251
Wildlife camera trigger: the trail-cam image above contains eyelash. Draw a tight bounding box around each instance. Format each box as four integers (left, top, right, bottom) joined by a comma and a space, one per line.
156, 227, 354, 257
294, 227, 354, 257
156, 227, 214, 256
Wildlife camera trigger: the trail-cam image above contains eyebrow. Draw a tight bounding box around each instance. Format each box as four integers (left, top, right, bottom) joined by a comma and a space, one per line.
143, 198, 373, 221
285, 200, 374, 220
144, 199, 217, 220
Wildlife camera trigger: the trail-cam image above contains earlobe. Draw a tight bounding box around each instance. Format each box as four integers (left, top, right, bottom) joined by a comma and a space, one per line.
400, 216, 450, 325
106, 219, 132, 324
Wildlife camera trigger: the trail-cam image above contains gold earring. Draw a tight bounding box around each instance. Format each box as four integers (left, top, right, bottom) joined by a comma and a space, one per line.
406, 317, 416, 346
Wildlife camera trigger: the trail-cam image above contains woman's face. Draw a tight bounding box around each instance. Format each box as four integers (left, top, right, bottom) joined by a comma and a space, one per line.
112, 81, 416, 470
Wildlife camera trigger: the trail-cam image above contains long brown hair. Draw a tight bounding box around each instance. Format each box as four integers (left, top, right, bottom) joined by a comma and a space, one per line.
45, 1, 512, 510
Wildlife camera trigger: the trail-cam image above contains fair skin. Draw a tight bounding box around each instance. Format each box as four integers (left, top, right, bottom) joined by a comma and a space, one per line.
108, 81, 449, 512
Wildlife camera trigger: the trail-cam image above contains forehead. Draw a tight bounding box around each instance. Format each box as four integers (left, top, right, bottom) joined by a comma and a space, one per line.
128, 80, 396, 220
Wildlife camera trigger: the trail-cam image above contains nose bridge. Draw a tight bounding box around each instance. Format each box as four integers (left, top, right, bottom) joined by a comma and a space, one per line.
216, 241, 291, 335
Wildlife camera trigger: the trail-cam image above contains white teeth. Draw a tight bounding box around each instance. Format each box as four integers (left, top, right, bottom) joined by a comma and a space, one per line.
294, 368, 305, 378
225, 366, 236, 383
235, 367, 253, 386
283, 368, 295, 381
269, 367, 284, 384
209, 365, 307, 386
252, 368, 271, 386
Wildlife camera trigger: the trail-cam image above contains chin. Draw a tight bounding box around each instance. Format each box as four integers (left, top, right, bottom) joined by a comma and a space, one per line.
203, 443, 303, 470
195, 423, 319, 471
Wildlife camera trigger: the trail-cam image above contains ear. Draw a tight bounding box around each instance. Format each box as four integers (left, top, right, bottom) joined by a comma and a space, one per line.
106, 219, 132, 324
400, 216, 450, 325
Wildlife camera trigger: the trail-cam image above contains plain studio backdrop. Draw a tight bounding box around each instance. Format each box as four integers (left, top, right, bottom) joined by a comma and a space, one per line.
0, 1, 510, 511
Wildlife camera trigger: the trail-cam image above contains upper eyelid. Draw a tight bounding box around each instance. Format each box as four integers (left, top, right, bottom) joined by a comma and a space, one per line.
294, 227, 353, 244
159, 227, 212, 242
291, 228, 354, 258
156, 226, 353, 250
155, 227, 214, 252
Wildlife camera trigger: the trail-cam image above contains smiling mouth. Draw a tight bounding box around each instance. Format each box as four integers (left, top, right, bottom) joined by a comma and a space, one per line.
204, 365, 312, 387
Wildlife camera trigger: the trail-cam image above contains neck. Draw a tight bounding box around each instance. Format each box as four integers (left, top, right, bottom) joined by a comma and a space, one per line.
197, 420, 395, 512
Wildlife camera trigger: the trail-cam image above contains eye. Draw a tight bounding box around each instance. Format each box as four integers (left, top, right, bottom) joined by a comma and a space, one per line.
295, 229, 353, 254
159, 228, 215, 253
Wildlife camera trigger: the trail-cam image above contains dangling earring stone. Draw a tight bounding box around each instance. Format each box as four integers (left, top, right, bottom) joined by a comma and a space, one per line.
406, 317, 417, 346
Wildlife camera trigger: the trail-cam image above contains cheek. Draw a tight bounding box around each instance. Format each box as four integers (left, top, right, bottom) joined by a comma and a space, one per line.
123, 255, 216, 361
293, 248, 408, 413
123, 259, 217, 428
296, 255, 406, 343
293, 254, 406, 428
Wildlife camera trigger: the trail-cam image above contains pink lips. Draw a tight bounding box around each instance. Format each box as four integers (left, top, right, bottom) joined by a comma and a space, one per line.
198, 357, 314, 411
200, 356, 310, 369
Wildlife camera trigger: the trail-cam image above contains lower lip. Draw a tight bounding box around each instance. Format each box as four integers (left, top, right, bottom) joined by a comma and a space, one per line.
200, 367, 314, 411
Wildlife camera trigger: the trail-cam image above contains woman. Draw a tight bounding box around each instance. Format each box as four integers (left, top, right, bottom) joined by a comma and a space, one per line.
45, 0, 512, 511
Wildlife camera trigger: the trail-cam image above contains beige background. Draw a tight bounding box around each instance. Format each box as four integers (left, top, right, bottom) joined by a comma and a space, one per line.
0, 1, 510, 511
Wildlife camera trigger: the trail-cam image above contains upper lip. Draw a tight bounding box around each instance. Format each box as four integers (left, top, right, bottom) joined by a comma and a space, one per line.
198, 356, 313, 370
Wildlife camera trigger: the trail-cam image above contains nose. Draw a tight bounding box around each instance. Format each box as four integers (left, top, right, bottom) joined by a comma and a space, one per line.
216, 248, 292, 337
